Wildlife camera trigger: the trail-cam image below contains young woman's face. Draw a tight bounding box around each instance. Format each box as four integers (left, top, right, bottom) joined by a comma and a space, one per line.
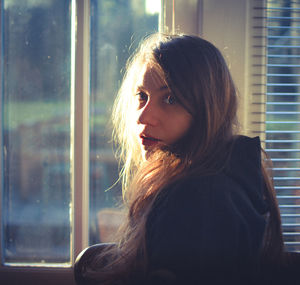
134, 64, 193, 159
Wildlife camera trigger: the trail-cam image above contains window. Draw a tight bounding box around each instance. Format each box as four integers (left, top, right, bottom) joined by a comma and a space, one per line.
198, 0, 300, 252
2, 0, 72, 265
242, 0, 300, 253
0, 0, 299, 284
0, 0, 162, 283
264, 0, 300, 252
88, 0, 161, 245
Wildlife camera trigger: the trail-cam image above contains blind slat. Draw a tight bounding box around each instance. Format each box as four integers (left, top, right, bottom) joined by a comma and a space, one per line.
267, 74, 300, 76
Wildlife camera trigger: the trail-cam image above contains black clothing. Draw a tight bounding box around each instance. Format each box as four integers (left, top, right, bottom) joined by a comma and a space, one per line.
145, 136, 268, 284
74, 136, 300, 285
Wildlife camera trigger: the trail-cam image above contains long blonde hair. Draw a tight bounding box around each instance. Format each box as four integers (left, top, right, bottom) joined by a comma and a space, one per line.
88, 33, 284, 284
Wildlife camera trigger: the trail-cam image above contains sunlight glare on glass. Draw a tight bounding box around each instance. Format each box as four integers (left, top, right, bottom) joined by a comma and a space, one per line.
146, 0, 161, 15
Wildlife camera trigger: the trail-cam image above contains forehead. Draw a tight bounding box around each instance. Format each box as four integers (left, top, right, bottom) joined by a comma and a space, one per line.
136, 64, 166, 89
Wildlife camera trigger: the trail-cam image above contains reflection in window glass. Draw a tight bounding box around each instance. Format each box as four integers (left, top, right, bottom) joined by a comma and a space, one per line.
2, 0, 72, 264
89, 0, 160, 244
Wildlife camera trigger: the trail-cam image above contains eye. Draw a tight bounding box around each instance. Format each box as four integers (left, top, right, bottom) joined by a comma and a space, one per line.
163, 94, 177, 105
136, 91, 148, 107
136, 91, 147, 101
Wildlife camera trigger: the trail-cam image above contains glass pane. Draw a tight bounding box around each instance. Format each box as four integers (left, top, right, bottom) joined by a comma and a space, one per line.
2, 0, 72, 264
266, 0, 300, 252
89, 0, 161, 244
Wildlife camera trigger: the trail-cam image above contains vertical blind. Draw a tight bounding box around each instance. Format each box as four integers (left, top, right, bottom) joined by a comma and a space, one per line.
265, 0, 300, 252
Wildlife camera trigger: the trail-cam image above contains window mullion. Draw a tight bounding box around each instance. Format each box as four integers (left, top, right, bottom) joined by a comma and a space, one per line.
73, 0, 90, 261
0, 0, 4, 269
161, 0, 200, 34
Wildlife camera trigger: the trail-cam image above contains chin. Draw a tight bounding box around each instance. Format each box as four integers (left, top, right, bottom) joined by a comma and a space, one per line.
140, 147, 149, 161
142, 150, 152, 161
141, 146, 156, 161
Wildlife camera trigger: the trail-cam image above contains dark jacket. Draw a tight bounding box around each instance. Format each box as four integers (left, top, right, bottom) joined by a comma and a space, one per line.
145, 136, 268, 284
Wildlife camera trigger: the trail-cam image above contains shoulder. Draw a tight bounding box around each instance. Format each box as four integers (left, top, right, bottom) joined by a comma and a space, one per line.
146, 174, 266, 281
148, 172, 265, 242
151, 135, 265, 216
156, 173, 254, 213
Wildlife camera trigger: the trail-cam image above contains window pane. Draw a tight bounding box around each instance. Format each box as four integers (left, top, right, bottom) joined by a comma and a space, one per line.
2, 0, 72, 264
265, 0, 300, 252
89, 0, 161, 244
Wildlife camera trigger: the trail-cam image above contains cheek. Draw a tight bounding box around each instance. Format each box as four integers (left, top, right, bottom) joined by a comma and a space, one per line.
130, 109, 141, 135
180, 117, 192, 136
170, 114, 192, 141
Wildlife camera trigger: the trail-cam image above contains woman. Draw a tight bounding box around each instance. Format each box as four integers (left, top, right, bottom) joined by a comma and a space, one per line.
77, 34, 284, 285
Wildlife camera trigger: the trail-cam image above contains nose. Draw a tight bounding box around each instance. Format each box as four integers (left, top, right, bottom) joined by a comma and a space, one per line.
137, 101, 159, 127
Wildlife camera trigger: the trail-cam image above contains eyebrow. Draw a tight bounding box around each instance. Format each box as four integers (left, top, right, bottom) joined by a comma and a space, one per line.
136, 85, 169, 92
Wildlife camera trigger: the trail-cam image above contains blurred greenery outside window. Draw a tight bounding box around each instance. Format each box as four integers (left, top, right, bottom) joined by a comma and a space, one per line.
2, 0, 72, 265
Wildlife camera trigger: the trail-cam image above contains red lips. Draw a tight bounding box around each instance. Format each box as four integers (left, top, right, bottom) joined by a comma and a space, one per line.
139, 134, 161, 147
